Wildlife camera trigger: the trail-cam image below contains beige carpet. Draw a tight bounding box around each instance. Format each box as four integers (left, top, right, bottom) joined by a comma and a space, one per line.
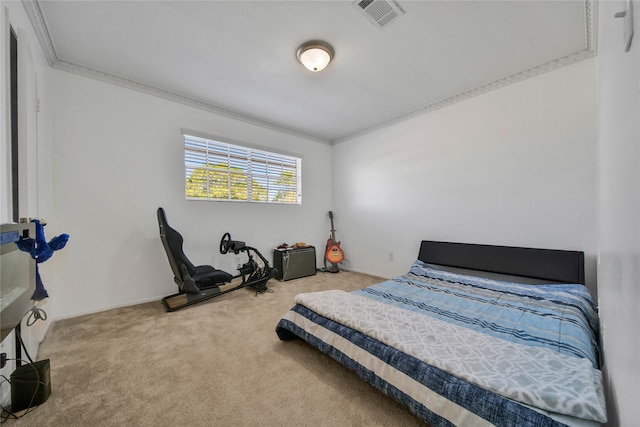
6, 271, 426, 426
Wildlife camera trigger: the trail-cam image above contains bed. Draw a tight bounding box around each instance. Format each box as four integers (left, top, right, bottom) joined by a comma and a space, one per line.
275, 240, 606, 426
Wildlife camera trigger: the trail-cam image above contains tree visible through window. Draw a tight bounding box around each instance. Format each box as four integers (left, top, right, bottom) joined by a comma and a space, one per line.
184, 133, 302, 204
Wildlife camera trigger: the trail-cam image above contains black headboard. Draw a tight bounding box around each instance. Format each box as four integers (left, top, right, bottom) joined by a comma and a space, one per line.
418, 240, 585, 285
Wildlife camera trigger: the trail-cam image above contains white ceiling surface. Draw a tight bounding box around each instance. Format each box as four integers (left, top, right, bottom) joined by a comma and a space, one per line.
34, 0, 594, 143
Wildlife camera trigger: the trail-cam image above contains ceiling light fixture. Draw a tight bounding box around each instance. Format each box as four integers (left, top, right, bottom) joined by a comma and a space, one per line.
296, 41, 334, 72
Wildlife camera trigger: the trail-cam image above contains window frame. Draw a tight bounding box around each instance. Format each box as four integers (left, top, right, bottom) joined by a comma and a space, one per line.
183, 130, 302, 205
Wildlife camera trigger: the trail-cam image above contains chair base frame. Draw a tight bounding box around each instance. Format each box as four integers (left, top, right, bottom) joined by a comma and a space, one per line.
162, 244, 277, 312
162, 271, 276, 312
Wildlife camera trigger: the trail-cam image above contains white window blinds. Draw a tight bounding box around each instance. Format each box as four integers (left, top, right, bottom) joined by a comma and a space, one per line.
184, 133, 302, 204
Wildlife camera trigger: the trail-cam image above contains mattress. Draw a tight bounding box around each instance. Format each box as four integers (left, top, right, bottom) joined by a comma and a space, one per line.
276, 261, 606, 427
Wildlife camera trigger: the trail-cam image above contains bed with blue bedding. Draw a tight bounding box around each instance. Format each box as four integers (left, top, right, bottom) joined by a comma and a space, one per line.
275, 241, 606, 426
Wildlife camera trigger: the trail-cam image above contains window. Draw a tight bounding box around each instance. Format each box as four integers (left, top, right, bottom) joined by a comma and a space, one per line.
184, 132, 302, 204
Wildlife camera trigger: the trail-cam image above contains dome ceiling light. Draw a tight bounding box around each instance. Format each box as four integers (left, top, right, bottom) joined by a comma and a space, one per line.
296, 41, 334, 72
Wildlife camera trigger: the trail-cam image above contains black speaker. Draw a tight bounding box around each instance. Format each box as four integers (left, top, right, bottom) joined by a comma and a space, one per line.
273, 247, 317, 281
10, 359, 51, 412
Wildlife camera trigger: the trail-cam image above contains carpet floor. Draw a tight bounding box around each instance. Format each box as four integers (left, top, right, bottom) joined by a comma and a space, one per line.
5, 271, 426, 426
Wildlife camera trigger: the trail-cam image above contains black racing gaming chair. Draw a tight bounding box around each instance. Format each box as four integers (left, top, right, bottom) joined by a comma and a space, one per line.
157, 207, 232, 295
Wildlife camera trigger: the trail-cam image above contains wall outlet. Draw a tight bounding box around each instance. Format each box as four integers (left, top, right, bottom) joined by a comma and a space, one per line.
388, 252, 394, 262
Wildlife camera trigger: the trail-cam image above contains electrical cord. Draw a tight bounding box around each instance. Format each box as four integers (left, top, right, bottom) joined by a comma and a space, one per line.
0, 358, 43, 422
25, 306, 47, 327
0, 375, 15, 422
0, 319, 47, 422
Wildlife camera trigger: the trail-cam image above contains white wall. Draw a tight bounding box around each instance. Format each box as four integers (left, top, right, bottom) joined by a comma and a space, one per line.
5, 1, 639, 424
46, 69, 333, 319
596, 1, 640, 426
1, 2, 51, 224
333, 59, 598, 295
0, 0, 54, 407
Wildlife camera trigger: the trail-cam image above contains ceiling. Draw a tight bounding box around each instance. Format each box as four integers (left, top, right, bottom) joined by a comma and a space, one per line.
24, 0, 596, 143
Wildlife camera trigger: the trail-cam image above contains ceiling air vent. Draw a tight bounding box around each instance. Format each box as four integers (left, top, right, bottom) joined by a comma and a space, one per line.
354, 0, 405, 29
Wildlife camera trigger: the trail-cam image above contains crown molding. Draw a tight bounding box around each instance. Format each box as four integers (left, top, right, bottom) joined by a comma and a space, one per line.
23, 0, 597, 145
21, 0, 56, 66
333, 0, 598, 143
333, 50, 596, 144
51, 59, 331, 144
20, 0, 331, 144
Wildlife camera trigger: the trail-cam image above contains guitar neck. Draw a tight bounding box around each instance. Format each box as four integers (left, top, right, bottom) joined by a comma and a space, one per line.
330, 218, 336, 242
329, 211, 337, 242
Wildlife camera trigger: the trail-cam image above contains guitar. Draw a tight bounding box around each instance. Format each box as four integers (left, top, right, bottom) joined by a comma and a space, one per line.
325, 211, 345, 271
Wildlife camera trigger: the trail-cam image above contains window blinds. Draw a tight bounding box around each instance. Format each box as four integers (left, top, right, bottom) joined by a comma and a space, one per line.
184, 133, 302, 204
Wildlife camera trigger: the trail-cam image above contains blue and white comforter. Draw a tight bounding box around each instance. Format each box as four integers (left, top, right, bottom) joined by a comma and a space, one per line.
276, 261, 606, 426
